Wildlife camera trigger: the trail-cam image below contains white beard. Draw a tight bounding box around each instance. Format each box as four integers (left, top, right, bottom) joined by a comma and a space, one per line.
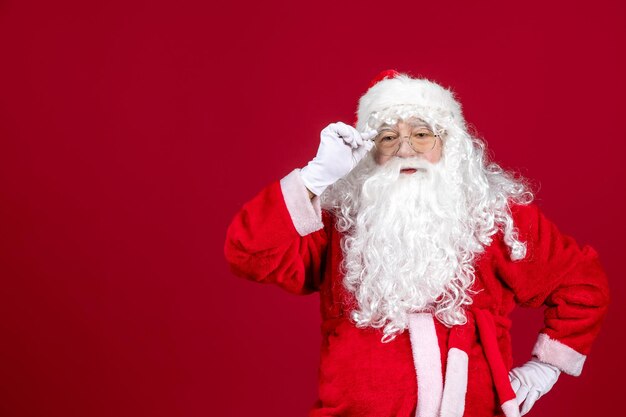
322, 154, 485, 342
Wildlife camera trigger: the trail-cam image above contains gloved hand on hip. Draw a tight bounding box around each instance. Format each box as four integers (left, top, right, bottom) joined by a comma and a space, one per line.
508, 357, 561, 416
300, 122, 376, 196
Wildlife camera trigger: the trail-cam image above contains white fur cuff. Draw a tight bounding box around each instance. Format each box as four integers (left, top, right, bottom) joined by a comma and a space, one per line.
279, 169, 324, 236
532, 333, 586, 376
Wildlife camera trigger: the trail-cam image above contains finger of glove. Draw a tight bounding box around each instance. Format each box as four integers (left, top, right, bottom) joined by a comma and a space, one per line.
333, 124, 361, 148
520, 390, 541, 416
515, 384, 529, 406
509, 376, 521, 394
361, 129, 378, 141
321, 127, 358, 151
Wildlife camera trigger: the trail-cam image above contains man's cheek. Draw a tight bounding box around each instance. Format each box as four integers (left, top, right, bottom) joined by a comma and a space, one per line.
374, 153, 390, 166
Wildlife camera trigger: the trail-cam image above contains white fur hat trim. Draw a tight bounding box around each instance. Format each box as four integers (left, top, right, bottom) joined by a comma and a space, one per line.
356, 73, 465, 132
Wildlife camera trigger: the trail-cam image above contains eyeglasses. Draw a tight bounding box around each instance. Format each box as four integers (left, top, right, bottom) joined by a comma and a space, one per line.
372, 128, 441, 156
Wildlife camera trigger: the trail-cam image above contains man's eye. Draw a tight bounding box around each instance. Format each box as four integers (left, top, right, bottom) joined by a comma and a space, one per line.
413, 132, 431, 139
381, 136, 396, 142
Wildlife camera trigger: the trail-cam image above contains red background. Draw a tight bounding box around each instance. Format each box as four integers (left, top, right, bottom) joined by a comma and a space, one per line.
0, 1, 624, 416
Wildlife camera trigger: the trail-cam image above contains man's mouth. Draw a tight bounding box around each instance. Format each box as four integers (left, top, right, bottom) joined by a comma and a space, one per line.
400, 168, 425, 174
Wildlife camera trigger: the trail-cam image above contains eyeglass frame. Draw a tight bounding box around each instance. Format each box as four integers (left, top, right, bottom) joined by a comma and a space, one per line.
369, 127, 443, 156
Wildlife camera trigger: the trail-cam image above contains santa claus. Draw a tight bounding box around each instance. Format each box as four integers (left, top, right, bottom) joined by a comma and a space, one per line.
224, 70, 610, 417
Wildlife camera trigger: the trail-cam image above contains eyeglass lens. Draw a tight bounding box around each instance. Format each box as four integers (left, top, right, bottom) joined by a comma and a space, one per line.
374, 130, 437, 156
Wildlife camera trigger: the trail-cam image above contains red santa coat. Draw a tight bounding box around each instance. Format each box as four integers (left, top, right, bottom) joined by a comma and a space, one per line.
224, 170, 610, 417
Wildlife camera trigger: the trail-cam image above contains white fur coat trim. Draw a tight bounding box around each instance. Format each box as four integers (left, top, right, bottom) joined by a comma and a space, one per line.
408, 313, 443, 417
439, 347, 469, 417
279, 169, 323, 236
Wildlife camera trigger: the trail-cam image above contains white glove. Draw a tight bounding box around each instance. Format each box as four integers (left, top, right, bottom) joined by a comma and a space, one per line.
300, 122, 376, 196
508, 357, 561, 416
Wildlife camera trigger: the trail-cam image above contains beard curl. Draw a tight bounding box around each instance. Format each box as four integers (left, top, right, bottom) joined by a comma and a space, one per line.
321, 123, 532, 343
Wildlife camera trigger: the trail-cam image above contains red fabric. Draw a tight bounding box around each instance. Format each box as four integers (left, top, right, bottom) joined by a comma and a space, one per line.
224, 179, 610, 417
474, 309, 516, 406
367, 69, 401, 89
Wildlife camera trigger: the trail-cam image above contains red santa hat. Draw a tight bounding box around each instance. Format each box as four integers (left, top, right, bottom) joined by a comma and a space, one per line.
355, 70, 466, 132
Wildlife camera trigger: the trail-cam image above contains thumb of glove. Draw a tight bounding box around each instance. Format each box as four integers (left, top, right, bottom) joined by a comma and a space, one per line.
351, 131, 375, 167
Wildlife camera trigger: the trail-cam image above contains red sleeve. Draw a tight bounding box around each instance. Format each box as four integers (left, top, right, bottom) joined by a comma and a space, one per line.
224, 169, 329, 295
494, 203, 610, 376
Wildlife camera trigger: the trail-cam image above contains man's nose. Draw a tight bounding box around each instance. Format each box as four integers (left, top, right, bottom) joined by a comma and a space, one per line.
395, 136, 418, 158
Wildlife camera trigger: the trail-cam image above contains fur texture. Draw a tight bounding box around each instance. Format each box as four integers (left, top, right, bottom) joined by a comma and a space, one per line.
408, 313, 443, 417
280, 169, 323, 236
322, 116, 532, 341
356, 74, 465, 132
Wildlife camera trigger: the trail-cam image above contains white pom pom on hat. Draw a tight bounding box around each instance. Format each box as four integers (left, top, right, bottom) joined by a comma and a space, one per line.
355, 69, 466, 132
